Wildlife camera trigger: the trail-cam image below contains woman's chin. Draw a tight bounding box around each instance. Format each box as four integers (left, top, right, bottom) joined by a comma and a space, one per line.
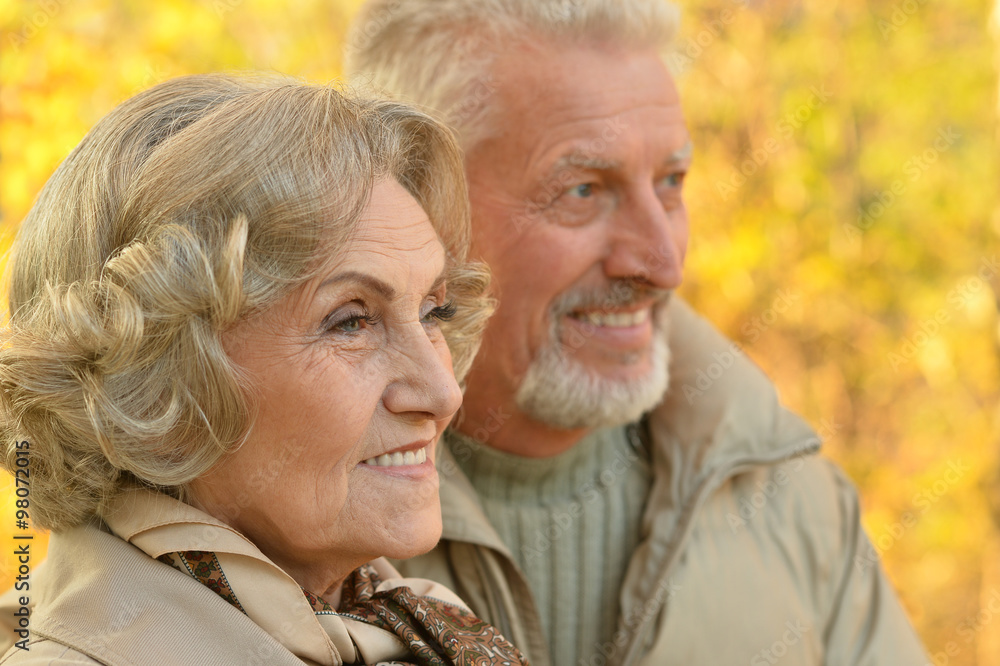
381, 511, 444, 561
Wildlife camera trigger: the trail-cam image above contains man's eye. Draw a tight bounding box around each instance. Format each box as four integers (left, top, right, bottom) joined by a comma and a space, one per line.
568, 183, 594, 198
661, 172, 686, 188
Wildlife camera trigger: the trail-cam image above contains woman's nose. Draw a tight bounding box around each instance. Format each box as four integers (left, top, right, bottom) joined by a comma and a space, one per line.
381, 327, 463, 422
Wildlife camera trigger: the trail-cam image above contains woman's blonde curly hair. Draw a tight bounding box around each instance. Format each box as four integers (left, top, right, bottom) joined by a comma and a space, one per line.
0, 73, 492, 531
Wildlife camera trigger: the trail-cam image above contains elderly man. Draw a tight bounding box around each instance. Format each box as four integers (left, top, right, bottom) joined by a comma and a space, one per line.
346, 1, 928, 664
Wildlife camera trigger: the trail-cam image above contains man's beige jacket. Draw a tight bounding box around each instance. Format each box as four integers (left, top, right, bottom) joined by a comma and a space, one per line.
394, 298, 931, 666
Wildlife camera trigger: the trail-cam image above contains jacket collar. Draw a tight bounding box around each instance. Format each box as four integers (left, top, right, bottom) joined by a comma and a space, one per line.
103, 487, 346, 664
30, 517, 308, 665
34, 488, 461, 665
647, 297, 820, 503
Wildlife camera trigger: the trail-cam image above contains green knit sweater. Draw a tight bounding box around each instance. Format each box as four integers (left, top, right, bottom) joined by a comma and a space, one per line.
449, 426, 653, 666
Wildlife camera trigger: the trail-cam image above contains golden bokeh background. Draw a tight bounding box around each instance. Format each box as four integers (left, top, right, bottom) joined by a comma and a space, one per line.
1, 0, 998, 663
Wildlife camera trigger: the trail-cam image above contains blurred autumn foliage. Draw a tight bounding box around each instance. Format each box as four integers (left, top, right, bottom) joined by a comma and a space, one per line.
676, 0, 1000, 663
1, 0, 998, 663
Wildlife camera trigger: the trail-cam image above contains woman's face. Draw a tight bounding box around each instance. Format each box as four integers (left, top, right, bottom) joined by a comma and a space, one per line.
188, 179, 463, 597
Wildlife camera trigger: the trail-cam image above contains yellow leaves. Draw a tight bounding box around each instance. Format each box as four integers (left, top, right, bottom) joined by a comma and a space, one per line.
915, 336, 956, 388
772, 173, 809, 213
719, 268, 755, 307
147, 4, 207, 50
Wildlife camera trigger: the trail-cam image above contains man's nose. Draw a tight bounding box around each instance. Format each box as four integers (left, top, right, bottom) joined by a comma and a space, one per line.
602, 188, 687, 290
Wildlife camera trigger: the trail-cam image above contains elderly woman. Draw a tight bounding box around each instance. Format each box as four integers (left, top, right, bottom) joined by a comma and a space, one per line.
0, 74, 526, 665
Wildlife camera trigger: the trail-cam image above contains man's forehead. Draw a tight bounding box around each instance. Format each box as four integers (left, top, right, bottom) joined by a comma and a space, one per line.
488, 43, 684, 142
493, 40, 678, 100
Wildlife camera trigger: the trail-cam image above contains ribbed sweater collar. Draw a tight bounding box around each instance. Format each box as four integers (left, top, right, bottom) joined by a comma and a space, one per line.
447, 425, 640, 502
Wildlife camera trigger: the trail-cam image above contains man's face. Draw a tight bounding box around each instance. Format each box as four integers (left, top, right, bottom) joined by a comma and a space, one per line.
462, 41, 691, 431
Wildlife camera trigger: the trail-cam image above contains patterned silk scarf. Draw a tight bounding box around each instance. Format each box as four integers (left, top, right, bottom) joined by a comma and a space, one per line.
159, 551, 529, 666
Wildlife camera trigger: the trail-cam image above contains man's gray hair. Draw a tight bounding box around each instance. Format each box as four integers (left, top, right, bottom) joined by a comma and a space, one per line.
345, 0, 680, 151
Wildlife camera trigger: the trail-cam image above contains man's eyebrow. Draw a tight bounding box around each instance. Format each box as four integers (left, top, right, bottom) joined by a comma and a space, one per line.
665, 141, 694, 165
550, 141, 694, 176
551, 152, 621, 173
320, 271, 397, 299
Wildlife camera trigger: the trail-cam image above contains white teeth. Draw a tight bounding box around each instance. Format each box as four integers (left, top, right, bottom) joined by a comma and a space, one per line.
363, 447, 429, 467
577, 308, 650, 328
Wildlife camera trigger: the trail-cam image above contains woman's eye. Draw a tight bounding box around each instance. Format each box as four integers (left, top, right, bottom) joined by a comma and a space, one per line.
336, 316, 364, 333
422, 300, 457, 324
325, 307, 381, 334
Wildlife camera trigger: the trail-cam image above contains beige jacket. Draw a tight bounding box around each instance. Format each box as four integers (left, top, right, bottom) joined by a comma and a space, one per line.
394, 298, 930, 666
0, 488, 472, 665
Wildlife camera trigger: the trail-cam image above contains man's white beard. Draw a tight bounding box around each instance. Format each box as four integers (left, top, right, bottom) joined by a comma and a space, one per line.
515, 303, 671, 430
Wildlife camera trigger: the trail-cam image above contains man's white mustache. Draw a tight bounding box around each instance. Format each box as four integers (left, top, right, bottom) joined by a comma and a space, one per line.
550, 283, 673, 317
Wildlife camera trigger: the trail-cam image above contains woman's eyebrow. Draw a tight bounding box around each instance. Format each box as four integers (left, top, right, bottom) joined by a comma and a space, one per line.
429, 272, 447, 295
319, 267, 447, 299
320, 271, 397, 299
